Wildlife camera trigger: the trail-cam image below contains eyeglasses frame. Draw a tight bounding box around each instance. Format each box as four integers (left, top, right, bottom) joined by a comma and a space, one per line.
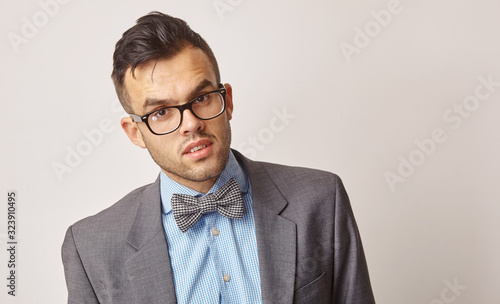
129, 84, 227, 135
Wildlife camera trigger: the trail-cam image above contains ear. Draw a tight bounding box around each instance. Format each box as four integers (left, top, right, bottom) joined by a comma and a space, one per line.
121, 117, 147, 149
224, 83, 233, 120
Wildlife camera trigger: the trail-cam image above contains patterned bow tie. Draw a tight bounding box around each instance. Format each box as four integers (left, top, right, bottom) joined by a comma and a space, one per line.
171, 178, 244, 233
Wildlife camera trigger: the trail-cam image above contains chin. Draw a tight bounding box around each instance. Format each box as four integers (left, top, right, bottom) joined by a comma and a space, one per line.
189, 161, 226, 181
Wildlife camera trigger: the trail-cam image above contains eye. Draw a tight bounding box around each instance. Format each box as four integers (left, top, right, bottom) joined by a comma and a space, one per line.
193, 94, 210, 104
151, 108, 171, 121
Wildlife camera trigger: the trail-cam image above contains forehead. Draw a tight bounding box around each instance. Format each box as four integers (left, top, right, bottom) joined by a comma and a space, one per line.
123, 47, 217, 111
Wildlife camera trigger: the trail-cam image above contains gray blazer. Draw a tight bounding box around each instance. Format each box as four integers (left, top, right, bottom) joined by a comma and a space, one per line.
62, 150, 375, 304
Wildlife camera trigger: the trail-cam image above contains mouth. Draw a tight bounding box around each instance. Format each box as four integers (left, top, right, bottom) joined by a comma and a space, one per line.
187, 144, 207, 154
183, 139, 213, 159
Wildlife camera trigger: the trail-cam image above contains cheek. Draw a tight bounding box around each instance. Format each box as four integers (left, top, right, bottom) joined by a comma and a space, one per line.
143, 134, 176, 153
214, 115, 231, 130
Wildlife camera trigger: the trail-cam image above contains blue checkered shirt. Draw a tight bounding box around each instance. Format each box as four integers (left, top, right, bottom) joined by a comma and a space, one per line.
160, 151, 262, 304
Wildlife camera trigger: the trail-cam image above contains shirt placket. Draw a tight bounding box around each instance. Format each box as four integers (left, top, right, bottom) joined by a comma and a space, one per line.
207, 212, 232, 303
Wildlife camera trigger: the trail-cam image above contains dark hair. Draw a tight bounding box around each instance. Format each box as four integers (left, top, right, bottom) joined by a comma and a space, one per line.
111, 11, 221, 113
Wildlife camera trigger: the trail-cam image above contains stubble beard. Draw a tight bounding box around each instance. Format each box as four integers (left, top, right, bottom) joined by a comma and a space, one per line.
144, 122, 232, 183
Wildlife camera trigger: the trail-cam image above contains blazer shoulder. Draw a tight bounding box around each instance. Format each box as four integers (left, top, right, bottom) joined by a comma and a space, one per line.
259, 160, 342, 189
69, 178, 160, 238
260, 160, 339, 179
233, 150, 348, 201
245, 162, 349, 213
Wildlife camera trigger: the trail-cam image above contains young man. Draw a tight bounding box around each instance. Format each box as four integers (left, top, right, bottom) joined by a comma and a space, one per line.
62, 11, 375, 304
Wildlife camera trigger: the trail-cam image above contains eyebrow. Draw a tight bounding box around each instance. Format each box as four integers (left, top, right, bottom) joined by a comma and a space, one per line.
142, 79, 217, 110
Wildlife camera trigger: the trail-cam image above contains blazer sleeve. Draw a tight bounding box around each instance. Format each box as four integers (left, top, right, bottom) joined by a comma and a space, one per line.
332, 177, 376, 304
61, 226, 100, 304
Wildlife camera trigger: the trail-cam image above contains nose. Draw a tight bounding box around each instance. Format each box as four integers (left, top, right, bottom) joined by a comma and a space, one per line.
178, 108, 204, 135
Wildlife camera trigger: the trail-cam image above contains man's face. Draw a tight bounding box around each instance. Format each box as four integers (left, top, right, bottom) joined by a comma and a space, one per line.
121, 47, 233, 193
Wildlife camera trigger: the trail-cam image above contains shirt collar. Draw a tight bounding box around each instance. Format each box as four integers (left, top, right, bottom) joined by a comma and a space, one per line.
160, 150, 248, 214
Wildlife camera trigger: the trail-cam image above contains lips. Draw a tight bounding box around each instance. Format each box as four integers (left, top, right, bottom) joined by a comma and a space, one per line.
183, 139, 213, 156
188, 144, 207, 153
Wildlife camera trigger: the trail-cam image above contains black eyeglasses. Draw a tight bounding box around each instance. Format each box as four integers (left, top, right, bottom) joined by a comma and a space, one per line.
130, 84, 227, 135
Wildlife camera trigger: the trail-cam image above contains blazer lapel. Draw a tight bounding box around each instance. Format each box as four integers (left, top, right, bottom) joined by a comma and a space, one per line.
121, 153, 298, 304
124, 177, 177, 304
235, 151, 297, 304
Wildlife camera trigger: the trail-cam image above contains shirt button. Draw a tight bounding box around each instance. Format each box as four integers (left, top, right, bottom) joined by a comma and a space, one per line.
212, 228, 220, 236
223, 274, 230, 282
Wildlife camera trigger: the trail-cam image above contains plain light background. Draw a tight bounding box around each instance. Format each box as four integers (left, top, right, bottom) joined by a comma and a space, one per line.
1, 0, 499, 303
